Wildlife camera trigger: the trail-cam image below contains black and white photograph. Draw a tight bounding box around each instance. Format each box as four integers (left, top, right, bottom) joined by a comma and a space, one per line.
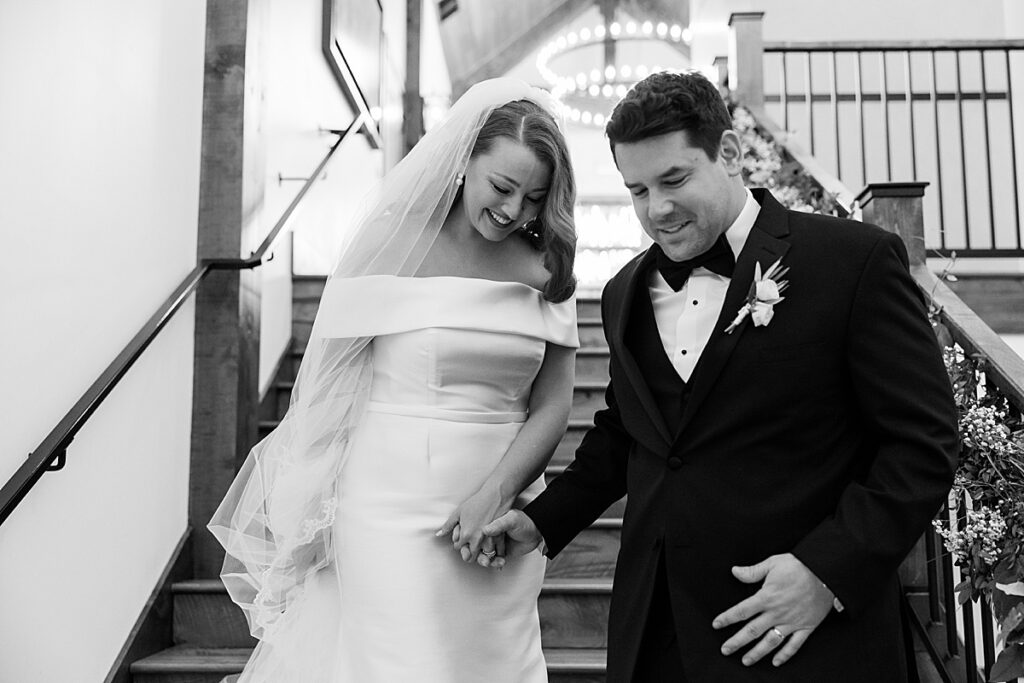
2, 1, 1024, 681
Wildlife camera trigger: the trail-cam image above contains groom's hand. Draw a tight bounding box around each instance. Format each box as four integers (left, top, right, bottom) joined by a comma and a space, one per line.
712, 553, 834, 667
481, 511, 544, 568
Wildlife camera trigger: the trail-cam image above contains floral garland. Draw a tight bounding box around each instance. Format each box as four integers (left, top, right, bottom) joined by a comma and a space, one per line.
932, 338, 1024, 680
730, 105, 838, 215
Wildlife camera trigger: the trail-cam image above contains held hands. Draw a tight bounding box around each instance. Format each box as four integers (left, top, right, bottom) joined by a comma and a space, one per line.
480, 510, 545, 568
712, 553, 834, 668
435, 484, 512, 567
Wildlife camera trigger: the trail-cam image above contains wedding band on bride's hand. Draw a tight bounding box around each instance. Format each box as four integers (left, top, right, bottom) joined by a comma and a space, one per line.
480, 549, 497, 558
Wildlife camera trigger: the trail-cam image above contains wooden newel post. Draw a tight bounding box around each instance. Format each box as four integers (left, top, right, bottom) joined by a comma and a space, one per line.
728, 12, 764, 107
854, 182, 929, 267
191, 0, 267, 578
713, 55, 729, 97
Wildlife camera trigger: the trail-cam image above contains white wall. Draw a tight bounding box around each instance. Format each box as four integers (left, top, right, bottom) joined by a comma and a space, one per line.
0, 2, 205, 681
258, 0, 367, 389
290, 0, 453, 276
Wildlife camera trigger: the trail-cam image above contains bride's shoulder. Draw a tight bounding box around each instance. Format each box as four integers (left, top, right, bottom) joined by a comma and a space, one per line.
508, 233, 551, 292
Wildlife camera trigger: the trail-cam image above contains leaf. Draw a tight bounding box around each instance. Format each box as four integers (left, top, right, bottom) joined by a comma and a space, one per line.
989, 645, 1024, 681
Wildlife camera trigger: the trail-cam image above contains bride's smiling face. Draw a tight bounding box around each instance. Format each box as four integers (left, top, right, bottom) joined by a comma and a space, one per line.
461, 138, 551, 242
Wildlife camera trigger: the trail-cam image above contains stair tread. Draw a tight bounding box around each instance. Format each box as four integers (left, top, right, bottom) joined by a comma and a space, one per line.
175, 575, 613, 595
262, 417, 598, 429
545, 647, 608, 669
272, 379, 609, 391
131, 646, 250, 672
134, 645, 607, 674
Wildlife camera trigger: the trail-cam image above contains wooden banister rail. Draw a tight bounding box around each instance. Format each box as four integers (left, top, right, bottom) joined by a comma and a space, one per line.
0, 120, 360, 527
764, 38, 1024, 53
743, 104, 858, 216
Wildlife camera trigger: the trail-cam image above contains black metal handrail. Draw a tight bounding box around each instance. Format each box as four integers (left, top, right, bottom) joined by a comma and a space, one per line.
0, 120, 360, 527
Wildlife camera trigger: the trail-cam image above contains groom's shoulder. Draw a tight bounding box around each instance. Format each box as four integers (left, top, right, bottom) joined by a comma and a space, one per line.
786, 208, 896, 255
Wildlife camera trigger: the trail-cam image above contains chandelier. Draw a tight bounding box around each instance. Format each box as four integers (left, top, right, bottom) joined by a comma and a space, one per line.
536, 16, 692, 127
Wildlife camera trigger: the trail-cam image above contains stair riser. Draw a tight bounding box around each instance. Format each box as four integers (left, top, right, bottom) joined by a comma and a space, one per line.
540, 592, 610, 648
134, 674, 228, 683
175, 580, 615, 649
577, 324, 606, 348
143, 666, 607, 683
576, 299, 601, 319
173, 594, 255, 649
546, 526, 621, 579
575, 354, 610, 381
572, 386, 606, 420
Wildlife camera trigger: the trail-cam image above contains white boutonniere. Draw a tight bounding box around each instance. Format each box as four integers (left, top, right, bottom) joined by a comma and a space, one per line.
724, 258, 789, 334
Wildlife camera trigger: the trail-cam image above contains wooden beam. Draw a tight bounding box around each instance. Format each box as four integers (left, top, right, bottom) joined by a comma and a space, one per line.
404, 0, 424, 154
451, 0, 594, 98
191, 0, 267, 579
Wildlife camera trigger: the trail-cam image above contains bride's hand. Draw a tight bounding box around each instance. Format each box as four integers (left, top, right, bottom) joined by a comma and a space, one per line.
436, 484, 512, 564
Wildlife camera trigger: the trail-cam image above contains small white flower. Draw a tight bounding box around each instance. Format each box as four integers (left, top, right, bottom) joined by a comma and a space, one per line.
755, 278, 781, 302
724, 258, 789, 334
751, 301, 775, 327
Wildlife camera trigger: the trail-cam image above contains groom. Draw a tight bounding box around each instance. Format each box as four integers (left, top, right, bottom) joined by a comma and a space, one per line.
485, 72, 957, 682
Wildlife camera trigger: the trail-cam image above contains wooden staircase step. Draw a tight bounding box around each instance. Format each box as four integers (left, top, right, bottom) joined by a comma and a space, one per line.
130, 646, 249, 683
576, 347, 610, 381
547, 518, 622, 579
172, 575, 613, 650
572, 380, 609, 420
577, 317, 606, 347
576, 297, 601, 320
151, 647, 608, 683
539, 578, 613, 648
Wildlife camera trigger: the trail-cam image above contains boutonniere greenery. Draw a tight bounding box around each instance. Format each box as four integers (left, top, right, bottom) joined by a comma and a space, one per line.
724, 259, 789, 334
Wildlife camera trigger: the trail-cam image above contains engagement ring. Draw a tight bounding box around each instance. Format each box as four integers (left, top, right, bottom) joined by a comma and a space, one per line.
481, 549, 497, 558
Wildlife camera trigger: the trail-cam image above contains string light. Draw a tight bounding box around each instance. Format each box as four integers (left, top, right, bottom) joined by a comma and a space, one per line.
537, 19, 691, 128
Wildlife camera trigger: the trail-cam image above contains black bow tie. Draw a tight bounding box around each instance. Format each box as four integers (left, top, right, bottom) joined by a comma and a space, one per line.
655, 234, 736, 291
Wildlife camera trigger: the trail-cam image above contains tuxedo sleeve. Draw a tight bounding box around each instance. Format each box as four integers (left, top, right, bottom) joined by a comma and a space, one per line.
792, 231, 958, 615
524, 296, 632, 557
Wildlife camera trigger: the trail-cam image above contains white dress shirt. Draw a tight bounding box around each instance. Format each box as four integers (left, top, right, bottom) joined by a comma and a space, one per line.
648, 189, 760, 382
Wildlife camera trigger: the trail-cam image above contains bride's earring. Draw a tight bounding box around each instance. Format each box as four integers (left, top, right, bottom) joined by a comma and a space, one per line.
455, 172, 464, 187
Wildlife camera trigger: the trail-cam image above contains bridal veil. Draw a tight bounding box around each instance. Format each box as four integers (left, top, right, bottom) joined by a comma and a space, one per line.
208, 78, 564, 640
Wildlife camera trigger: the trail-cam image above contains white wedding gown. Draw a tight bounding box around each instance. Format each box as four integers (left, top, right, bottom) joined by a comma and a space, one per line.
237, 275, 579, 682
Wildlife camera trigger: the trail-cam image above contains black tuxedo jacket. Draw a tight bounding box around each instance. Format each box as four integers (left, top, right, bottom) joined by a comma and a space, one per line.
525, 189, 958, 682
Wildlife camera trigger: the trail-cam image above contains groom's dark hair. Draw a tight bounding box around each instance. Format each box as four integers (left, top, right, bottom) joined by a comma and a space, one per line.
605, 71, 732, 162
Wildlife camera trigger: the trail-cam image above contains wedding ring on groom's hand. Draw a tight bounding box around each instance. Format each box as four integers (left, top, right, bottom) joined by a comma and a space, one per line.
769, 627, 785, 640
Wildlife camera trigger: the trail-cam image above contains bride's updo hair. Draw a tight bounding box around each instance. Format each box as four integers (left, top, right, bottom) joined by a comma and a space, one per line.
470, 99, 577, 303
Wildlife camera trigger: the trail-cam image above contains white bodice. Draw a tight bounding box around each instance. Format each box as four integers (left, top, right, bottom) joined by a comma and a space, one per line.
369, 328, 546, 417
313, 275, 579, 422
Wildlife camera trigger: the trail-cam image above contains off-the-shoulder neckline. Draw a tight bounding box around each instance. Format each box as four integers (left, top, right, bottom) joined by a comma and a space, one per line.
399, 274, 548, 296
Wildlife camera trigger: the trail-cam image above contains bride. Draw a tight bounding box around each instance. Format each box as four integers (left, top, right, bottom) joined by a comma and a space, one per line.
208, 78, 579, 682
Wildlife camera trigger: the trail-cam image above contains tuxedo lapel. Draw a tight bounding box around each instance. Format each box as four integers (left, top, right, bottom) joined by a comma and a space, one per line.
676, 189, 792, 437
607, 248, 675, 452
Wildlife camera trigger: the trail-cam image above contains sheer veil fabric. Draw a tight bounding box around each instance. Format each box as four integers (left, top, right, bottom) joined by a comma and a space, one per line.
208, 78, 565, 641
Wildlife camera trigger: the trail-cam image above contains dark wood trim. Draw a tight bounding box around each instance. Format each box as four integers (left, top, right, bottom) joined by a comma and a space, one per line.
764, 39, 1024, 53
744, 105, 857, 213
403, 0, 423, 155
916, 267, 1024, 410
103, 529, 193, 683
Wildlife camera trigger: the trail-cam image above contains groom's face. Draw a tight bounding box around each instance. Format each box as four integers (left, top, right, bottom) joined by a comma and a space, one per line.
615, 129, 744, 262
